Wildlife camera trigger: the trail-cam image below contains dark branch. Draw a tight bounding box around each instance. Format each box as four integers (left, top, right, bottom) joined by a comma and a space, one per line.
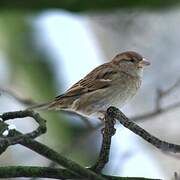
19, 137, 105, 179
0, 166, 78, 179
0, 110, 46, 155
0, 88, 36, 106
0, 110, 105, 180
132, 77, 180, 122
132, 101, 180, 122
0, 166, 161, 180
158, 78, 180, 98
92, 112, 116, 172
2, 102, 180, 179
108, 106, 180, 153
0, 110, 159, 180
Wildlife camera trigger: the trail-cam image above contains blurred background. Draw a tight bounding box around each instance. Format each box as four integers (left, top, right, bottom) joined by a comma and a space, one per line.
0, 1, 180, 180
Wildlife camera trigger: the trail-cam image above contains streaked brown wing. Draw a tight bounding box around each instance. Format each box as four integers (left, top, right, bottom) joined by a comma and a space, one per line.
56, 62, 117, 100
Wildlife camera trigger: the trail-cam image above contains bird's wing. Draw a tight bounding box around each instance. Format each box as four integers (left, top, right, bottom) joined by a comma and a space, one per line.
55, 63, 117, 100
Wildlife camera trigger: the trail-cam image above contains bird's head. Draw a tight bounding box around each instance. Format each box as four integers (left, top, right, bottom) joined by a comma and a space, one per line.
112, 51, 150, 77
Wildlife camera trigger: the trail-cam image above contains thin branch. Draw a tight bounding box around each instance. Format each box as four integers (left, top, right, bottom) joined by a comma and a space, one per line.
132, 101, 180, 122
43, 78, 180, 177
107, 106, 180, 153
131, 76, 180, 122
0, 88, 36, 106
2, 76, 180, 126
46, 123, 103, 172
54, 101, 180, 170
155, 88, 162, 111
0, 88, 93, 128
0, 166, 78, 179
0, 110, 46, 155
0, 166, 160, 180
0, 109, 162, 180
0, 111, 105, 180
159, 78, 180, 98
92, 113, 116, 172
1, 76, 180, 179
155, 78, 180, 111
59, 101, 180, 160
3, 76, 180, 126
19, 135, 105, 179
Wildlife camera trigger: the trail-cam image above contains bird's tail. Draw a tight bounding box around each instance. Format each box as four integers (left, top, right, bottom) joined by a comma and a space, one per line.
26, 101, 56, 111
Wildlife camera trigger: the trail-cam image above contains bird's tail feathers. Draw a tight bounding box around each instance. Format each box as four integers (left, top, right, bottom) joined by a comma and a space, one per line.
26, 101, 56, 111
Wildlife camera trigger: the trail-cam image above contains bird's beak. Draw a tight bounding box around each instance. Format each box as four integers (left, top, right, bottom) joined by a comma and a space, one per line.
138, 58, 150, 68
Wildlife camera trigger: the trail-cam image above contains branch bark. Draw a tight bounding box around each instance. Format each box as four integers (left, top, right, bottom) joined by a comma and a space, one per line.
0, 166, 161, 180
107, 106, 180, 153
92, 112, 116, 172
1, 106, 180, 179
0, 110, 46, 155
0, 110, 105, 180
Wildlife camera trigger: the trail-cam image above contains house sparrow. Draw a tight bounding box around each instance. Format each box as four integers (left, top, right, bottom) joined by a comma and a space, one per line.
28, 51, 150, 119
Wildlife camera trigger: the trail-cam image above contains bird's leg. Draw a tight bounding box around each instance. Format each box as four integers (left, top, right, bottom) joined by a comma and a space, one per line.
98, 110, 116, 135
98, 111, 106, 134
98, 110, 106, 122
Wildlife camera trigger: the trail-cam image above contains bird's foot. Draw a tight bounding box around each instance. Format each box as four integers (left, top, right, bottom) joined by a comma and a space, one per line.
98, 110, 106, 122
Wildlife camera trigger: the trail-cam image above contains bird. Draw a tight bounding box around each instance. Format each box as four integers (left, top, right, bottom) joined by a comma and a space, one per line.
27, 51, 150, 119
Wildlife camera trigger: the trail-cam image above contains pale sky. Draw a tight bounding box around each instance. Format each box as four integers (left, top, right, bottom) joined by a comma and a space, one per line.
35, 11, 104, 91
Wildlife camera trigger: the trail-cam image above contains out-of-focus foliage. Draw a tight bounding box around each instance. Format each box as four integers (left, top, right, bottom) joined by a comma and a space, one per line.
0, 0, 179, 12
0, 13, 92, 163
0, 13, 66, 147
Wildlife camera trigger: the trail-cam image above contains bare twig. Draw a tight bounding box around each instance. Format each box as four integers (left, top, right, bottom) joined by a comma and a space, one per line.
0, 107, 164, 180
159, 78, 180, 98
91, 112, 116, 172
132, 101, 180, 122
173, 172, 180, 180
0, 110, 46, 155
60, 101, 180, 159
2, 76, 180, 125
132, 77, 180, 122
155, 88, 162, 111
108, 106, 180, 153
1, 77, 180, 179
0, 88, 36, 106
1, 107, 176, 179
44, 78, 180, 173
155, 78, 180, 111
0, 87, 94, 128
0, 111, 105, 180
0, 166, 160, 180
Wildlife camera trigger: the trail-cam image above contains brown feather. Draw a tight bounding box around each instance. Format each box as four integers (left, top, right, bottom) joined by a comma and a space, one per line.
55, 62, 117, 101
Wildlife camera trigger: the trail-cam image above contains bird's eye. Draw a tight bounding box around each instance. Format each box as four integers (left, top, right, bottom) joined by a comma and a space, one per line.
129, 59, 135, 63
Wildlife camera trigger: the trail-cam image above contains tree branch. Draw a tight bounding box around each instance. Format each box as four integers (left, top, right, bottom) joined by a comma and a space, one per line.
132, 101, 180, 122
0, 108, 163, 179
92, 112, 116, 172
0, 110, 105, 180
1, 78, 180, 179
0, 110, 46, 155
0, 166, 161, 180
107, 106, 180, 153
132, 77, 180, 122
0, 88, 36, 106
0, 166, 77, 179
